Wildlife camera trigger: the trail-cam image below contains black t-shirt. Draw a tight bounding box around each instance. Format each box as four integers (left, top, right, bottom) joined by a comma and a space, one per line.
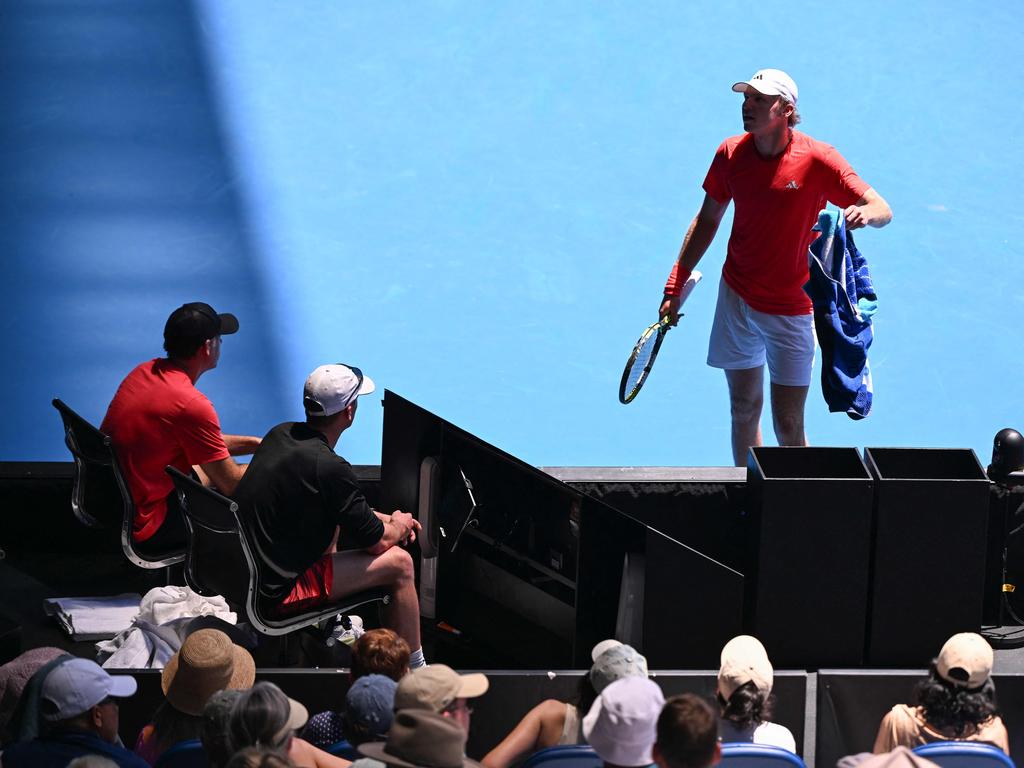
233, 422, 384, 600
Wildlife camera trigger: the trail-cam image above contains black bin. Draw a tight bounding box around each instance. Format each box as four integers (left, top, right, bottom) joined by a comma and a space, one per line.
864, 447, 990, 665
746, 447, 873, 667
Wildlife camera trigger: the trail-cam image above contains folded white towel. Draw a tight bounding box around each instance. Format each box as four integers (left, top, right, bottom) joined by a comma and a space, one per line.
43, 593, 142, 641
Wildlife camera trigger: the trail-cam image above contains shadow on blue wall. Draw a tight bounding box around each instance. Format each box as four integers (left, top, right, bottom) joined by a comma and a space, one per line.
0, 0, 286, 459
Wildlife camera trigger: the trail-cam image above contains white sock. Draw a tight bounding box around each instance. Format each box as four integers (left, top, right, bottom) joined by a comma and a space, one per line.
409, 647, 427, 669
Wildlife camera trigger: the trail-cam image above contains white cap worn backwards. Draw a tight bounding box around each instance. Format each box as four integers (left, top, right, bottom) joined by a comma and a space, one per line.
303, 364, 376, 417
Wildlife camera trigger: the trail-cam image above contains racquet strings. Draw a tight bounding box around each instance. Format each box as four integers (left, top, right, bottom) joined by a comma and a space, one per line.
624, 326, 661, 399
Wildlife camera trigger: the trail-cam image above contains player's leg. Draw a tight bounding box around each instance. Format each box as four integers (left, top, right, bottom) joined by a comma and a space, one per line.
725, 367, 765, 466
755, 309, 815, 447
707, 278, 767, 466
769, 383, 809, 446
329, 546, 421, 650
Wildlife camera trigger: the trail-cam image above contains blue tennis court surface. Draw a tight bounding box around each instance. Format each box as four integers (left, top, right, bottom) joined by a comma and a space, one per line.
3, 1, 1022, 468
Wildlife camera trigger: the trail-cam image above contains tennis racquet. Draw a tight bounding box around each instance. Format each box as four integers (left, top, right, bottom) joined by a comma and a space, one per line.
618, 270, 702, 404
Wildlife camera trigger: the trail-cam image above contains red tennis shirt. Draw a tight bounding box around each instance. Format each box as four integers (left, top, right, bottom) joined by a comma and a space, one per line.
101, 359, 229, 541
703, 131, 869, 315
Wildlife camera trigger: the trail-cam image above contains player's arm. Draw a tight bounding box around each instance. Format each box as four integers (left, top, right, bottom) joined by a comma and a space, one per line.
844, 187, 892, 230
366, 510, 421, 555
660, 193, 729, 324
222, 434, 261, 456
198, 456, 247, 496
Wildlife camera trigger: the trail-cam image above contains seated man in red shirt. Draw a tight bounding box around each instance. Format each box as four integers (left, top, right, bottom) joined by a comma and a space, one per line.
101, 302, 261, 554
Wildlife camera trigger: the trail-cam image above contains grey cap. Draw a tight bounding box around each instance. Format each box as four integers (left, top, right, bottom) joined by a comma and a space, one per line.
589, 641, 648, 693
40, 658, 137, 721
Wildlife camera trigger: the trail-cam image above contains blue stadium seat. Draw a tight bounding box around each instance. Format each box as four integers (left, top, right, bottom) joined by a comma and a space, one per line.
721, 743, 806, 768
154, 739, 208, 768
326, 739, 360, 759
913, 742, 1015, 768
521, 745, 601, 768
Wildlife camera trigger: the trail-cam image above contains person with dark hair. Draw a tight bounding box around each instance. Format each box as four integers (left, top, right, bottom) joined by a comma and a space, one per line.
658, 69, 892, 465
715, 635, 794, 751
482, 641, 647, 768
134, 629, 255, 765
303, 629, 409, 748
101, 302, 261, 552
202, 689, 243, 768
873, 633, 1009, 753
1, 658, 148, 768
233, 364, 426, 666
654, 694, 721, 768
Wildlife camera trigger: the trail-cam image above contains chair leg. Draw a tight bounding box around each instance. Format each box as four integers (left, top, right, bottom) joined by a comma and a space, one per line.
278, 633, 291, 666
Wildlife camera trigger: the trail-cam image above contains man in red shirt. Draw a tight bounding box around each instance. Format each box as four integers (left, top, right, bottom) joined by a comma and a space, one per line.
101, 302, 261, 554
660, 69, 892, 466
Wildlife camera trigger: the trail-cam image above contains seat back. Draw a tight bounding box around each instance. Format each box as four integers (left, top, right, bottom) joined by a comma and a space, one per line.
913, 742, 1015, 768
52, 397, 126, 529
720, 744, 807, 768
166, 466, 249, 605
52, 398, 184, 569
154, 739, 209, 768
326, 740, 360, 760
521, 745, 601, 768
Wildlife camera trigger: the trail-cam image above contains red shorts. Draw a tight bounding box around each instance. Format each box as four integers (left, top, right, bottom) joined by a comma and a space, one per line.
280, 555, 334, 613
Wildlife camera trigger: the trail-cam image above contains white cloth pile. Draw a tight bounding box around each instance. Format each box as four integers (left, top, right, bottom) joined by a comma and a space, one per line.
94, 586, 237, 669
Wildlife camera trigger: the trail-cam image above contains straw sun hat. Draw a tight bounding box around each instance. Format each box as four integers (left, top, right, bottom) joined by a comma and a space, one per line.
162, 628, 256, 716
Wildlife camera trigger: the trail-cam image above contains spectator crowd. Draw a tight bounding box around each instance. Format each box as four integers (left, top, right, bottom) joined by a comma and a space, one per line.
0, 628, 1010, 768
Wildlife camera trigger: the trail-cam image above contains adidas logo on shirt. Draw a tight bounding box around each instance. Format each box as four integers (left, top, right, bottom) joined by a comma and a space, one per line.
785, 180, 800, 189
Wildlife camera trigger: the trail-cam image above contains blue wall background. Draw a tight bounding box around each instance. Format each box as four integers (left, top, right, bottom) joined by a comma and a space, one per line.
4, 1, 1022, 468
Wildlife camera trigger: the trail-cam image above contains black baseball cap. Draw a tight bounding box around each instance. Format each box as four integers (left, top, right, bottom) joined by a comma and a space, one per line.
164, 302, 239, 345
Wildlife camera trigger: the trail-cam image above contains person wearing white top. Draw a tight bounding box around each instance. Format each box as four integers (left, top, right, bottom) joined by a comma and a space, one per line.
716, 635, 796, 753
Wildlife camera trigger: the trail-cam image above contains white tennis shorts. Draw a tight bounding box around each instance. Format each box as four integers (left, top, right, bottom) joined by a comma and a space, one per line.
706, 278, 815, 387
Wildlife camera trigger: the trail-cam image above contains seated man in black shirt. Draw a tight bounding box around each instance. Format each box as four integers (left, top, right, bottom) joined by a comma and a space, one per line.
233, 363, 425, 667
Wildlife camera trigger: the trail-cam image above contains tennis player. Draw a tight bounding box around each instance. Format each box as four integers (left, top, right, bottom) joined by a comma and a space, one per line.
659, 69, 892, 466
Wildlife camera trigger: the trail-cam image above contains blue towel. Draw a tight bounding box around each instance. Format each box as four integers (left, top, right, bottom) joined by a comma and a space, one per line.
804, 209, 877, 420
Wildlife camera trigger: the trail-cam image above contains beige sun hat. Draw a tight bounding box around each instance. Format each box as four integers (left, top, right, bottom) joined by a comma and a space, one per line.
162, 628, 256, 716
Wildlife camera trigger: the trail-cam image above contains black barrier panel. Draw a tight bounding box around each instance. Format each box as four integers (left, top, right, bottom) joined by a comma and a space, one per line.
380, 391, 743, 669
111, 669, 808, 762
553, 467, 749, 573
864, 449, 990, 666
747, 447, 873, 668
816, 671, 1024, 767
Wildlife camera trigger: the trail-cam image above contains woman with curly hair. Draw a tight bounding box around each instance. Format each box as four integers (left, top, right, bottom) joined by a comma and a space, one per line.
873, 633, 1009, 753
716, 635, 795, 752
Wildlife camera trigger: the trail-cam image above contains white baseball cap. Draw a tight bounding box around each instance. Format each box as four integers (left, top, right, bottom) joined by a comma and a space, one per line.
583, 676, 665, 767
718, 635, 774, 700
303, 363, 376, 417
936, 632, 993, 689
732, 69, 798, 105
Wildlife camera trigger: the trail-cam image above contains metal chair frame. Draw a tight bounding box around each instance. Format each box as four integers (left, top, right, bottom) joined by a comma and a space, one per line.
52, 398, 184, 570
166, 465, 389, 637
